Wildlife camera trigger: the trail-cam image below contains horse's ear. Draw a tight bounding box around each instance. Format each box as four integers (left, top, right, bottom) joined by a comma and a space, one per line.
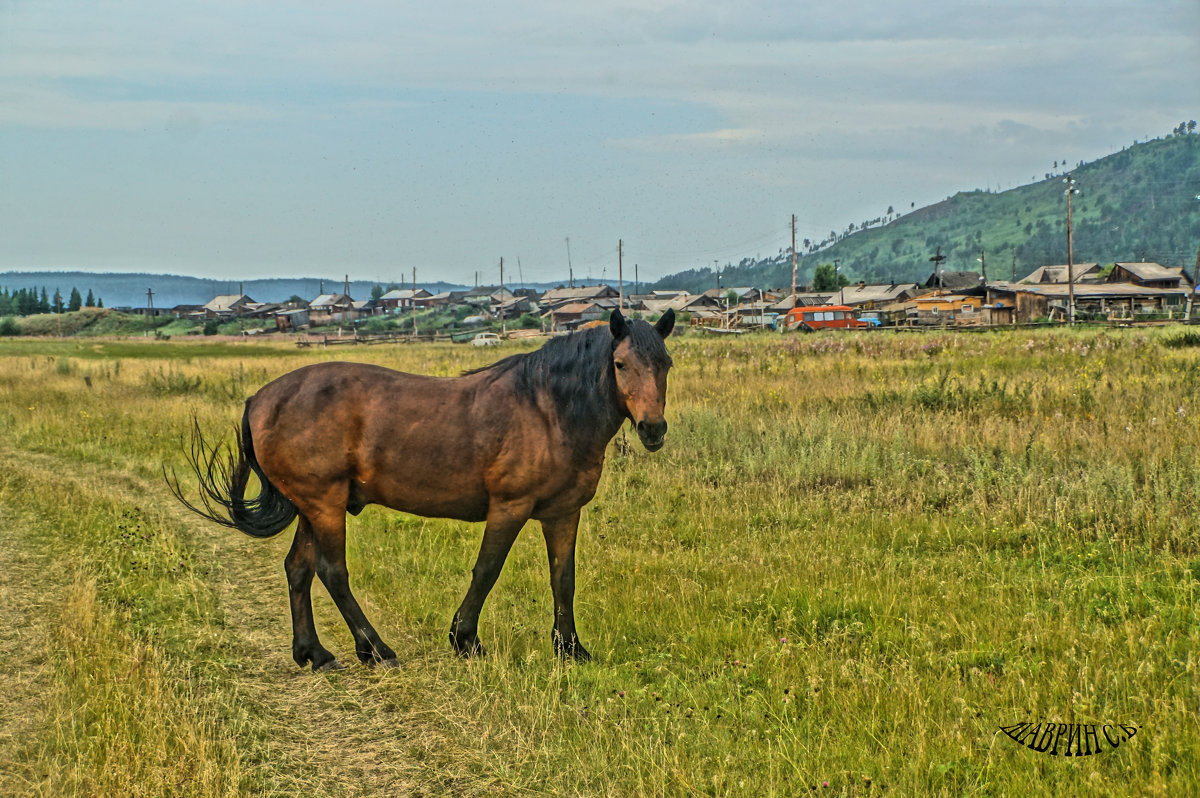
655, 308, 676, 339
610, 308, 628, 341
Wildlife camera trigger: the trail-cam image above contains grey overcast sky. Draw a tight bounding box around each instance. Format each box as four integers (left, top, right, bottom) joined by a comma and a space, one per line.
2, 1, 1198, 286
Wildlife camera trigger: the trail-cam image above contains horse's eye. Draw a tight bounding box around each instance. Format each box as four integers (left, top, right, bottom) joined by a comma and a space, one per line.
615, 361, 626, 370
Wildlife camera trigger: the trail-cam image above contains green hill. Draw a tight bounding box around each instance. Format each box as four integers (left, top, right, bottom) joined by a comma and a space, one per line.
653, 130, 1200, 292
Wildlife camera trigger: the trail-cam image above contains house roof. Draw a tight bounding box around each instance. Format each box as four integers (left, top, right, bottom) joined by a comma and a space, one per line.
769, 292, 837, 310
379, 288, 432, 301
1019, 263, 1101, 283
836, 283, 922, 305
540, 285, 618, 303
1113, 262, 1184, 282
551, 301, 606, 315
203, 294, 253, 312
924, 271, 984, 291
640, 296, 695, 314
310, 293, 352, 307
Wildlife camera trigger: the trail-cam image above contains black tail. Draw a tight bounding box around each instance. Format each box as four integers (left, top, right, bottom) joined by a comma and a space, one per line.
165, 402, 298, 538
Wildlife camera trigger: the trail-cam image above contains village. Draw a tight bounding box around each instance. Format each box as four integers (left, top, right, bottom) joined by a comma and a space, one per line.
142, 259, 1200, 340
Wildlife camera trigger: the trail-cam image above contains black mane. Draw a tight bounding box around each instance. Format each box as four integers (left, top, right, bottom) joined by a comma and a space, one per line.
466, 321, 670, 449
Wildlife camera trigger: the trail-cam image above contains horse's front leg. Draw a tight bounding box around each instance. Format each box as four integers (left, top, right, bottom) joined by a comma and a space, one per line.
541, 510, 591, 662
449, 500, 531, 657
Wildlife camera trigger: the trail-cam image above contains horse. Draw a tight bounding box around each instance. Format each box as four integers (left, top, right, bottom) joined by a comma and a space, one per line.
169, 308, 675, 671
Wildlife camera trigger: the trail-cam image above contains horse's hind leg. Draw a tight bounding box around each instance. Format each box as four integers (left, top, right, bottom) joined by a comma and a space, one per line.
309, 509, 398, 667
285, 516, 341, 671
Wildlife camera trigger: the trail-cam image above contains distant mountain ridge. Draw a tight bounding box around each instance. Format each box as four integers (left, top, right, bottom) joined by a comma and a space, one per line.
0, 272, 589, 310
651, 131, 1200, 293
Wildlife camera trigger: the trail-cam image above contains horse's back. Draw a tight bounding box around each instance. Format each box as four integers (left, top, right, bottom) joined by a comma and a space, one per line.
246, 360, 506, 521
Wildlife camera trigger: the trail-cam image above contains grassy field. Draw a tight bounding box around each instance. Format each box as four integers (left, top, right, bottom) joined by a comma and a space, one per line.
0, 327, 1197, 796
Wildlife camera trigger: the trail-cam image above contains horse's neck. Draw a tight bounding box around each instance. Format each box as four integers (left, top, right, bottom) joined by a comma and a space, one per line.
543, 355, 624, 456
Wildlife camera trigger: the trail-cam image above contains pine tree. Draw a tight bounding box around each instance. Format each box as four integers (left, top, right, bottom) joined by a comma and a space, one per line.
53, 289, 64, 314
85, 289, 95, 307
69, 287, 82, 311
97, 297, 104, 308
38, 287, 50, 314
19, 288, 35, 316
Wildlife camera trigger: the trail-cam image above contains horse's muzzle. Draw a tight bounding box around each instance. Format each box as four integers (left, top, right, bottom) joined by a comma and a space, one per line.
636, 419, 667, 452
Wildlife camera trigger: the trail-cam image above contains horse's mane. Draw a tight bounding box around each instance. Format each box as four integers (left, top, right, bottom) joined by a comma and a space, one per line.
465, 321, 669, 445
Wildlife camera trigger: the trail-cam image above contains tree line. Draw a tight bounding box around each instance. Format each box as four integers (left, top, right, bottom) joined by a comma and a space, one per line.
1, 286, 104, 316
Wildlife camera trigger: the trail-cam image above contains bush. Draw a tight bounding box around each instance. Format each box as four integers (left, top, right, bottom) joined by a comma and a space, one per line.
203, 320, 220, 336
1163, 329, 1200, 349
0, 316, 20, 336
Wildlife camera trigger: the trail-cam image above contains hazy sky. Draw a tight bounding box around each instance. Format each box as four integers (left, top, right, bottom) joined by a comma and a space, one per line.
3, 1, 1198, 286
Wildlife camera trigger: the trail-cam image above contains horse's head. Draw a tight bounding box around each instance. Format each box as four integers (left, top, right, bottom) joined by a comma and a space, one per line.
610, 308, 675, 451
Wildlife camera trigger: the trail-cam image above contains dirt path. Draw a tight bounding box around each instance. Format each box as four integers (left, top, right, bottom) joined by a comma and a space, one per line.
0, 448, 493, 796
0, 502, 64, 794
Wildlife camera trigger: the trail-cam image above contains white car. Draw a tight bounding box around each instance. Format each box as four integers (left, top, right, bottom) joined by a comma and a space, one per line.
471, 332, 502, 347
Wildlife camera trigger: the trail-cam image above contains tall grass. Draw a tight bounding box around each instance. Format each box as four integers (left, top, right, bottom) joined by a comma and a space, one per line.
0, 328, 1197, 795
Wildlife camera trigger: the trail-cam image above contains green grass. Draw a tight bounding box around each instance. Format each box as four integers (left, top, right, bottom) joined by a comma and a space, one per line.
0, 326, 1197, 795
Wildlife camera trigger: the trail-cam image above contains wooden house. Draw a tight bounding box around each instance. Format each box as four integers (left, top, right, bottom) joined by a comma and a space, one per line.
378, 288, 433, 310
913, 292, 985, 325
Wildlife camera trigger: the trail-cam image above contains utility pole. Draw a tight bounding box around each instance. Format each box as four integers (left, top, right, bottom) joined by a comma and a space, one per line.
499, 257, 505, 335
618, 239, 623, 311
1064, 174, 1080, 325
566, 237, 574, 288
1011, 252, 1017, 283
412, 267, 418, 336
1187, 240, 1200, 322
930, 247, 946, 289
977, 249, 987, 283
635, 263, 639, 296
1187, 195, 1200, 321
791, 214, 798, 303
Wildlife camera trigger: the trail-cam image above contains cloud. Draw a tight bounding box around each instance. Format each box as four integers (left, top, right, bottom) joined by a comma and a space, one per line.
0, 84, 273, 130
614, 127, 765, 152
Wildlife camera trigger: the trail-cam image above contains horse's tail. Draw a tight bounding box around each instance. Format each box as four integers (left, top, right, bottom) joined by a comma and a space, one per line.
166, 402, 298, 538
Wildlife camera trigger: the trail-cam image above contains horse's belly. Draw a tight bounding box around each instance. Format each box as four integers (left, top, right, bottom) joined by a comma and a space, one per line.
364, 476, 490, 524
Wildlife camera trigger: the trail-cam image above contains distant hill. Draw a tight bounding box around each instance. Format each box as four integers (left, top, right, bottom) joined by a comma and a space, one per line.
0, 271, 616, 310
652, 131, 1200, 293
0, 272, 468, 310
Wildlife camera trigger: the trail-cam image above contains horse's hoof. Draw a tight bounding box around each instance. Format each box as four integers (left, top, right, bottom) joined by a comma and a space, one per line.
450, 637, 486, 658
374, 657, 400, 669
314, 658, 346, 673
554, 633, 592, 663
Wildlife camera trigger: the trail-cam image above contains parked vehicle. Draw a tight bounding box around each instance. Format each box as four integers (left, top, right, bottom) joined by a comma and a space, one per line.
470, 332, 502, 347
782, 305, 871, 331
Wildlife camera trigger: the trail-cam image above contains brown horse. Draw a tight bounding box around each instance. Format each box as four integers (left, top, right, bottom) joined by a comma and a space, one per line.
170, 309, 674, 670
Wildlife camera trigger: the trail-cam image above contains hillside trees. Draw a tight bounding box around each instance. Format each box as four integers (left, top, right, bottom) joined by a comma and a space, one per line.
648, 131, 1199, 292
0, 286, 107, 316
812, 263, 849, 291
